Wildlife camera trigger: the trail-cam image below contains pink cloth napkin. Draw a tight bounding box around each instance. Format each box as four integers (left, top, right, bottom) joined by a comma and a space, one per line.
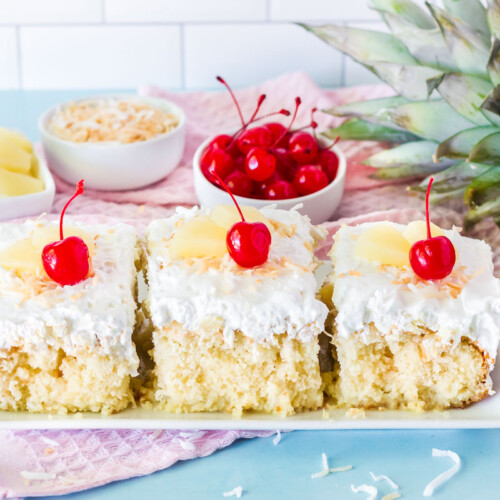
2, 73, 500, 498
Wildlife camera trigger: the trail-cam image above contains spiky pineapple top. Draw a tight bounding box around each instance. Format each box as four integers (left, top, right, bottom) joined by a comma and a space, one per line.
302, 0, 500, 229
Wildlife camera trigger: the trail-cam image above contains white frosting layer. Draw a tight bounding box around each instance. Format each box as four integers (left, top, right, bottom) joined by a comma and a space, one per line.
146, 206, 328, 345
330, 222, 500, 365
0, 220, 139, 374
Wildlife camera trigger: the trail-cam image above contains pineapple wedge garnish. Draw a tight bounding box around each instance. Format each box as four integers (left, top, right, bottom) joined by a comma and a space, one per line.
0, 226, 95, 277
210, 204, 272, 231
402, 220, 445, 246
169, 216, 228, 260
355, 222, 411, 268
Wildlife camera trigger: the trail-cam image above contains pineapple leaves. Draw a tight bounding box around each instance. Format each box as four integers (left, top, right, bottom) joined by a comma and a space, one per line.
480, 85, 500, 125
322, 118, 420, 143
369, 160, 455, 179
464, 166, 500, 229
325, 96, 409, 119
488, 0, 500, 38
427, 73, 493, 125
380, 100, 477, 141
488, 39, 500, 86
363, 140, 438, 167
441, 0, 489, 35
371, 0, 434, 29
427, 2, 491, 77
437, 126, 499, 159
468, 131, 500, 164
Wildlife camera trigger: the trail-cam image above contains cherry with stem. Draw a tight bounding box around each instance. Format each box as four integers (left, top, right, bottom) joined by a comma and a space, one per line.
42, 180, 91, 286
409, 177, 456, 281
209, 171, 271, 268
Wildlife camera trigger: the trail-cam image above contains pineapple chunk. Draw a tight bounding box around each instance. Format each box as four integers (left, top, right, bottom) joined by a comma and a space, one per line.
0, 138, 32, 174
0, 238, 41, 276
0, 127, 33, 153
402, 220, 445, 245
0, 225, 95, 276
355, 222, 411, 267
210, 204, 272, 231
0, 167, 44, 197
169, 216, 227, 259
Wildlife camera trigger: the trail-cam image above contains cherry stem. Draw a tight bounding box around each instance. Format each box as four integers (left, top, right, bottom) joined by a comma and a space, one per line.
59, 180, 85, 240
310, 107, 318, 140
425, 176, 434, 240
209, 170, 246, 222
320, 135, 340, 152
250, 109, 290, 123
216, 76, 245, 127
271, 96, 301, 148
248, 94, 266, 124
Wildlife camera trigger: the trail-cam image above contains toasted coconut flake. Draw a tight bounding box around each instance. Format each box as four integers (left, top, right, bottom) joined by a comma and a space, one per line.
382, 492, 401, 500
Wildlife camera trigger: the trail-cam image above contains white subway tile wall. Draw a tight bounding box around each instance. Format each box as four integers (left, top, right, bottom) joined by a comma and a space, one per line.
0, 0, 389, 90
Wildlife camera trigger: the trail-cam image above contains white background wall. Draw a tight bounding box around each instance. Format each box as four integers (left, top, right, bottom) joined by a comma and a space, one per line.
0, 0, 384, 90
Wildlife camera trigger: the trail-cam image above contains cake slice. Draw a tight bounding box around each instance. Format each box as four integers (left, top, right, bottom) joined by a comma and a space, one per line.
322, 220, 500, 411
0, 219, 141, 414
144, 205, 328, 416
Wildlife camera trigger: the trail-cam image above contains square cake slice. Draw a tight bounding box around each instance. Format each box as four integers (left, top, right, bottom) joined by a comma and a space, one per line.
322, 221, 500, 411
145, 205, 328, 416
0, 219, 140, 414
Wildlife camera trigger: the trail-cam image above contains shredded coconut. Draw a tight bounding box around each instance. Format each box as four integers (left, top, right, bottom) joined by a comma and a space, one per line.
382, 492, 401, 500
223, 486, 243, 498
40, 436, 59, 447
370, 471, 399, 490
273, 430, 282, 446
311, 453, 352, 479
351, 484, 378, 500
20, 471, 56, 481
423, 448, 461, 496
150, 430, 163, 439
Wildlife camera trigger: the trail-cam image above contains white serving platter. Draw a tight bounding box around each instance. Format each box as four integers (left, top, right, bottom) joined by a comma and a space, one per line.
1, 266, 499, 430
1, 348, 499, 431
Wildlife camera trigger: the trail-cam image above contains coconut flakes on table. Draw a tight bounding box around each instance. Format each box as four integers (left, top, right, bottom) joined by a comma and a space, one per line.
423, 448, 461, 497
311, 452, 353, 479
223, 486, 243, 498
272, 430, 282, 446
369, 471, 399, 490
351, 483, 378, 500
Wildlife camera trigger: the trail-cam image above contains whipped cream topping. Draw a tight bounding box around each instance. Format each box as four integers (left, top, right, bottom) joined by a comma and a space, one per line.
330, 222, 500, 365
146, 206, 328, 345
0, 220, 140, 374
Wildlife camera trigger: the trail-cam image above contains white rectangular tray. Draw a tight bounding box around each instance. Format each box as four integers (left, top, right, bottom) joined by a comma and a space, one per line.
1, 354, 499, 431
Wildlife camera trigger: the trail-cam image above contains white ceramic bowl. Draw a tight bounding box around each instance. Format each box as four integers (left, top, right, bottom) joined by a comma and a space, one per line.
193, 134, 346, 224
0, 151, 55, 221
39, 94, 186, 191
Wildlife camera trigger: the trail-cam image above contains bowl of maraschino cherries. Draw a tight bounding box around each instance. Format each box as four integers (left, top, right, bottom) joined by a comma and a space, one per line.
193, 77, 346, 224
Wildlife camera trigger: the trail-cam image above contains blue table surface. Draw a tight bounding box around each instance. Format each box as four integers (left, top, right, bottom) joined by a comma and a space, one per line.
2, 90, 499, 500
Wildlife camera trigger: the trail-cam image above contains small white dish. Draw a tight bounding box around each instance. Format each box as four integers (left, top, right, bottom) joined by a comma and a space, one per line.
193, 134, 346, 225
39, 94, 186, 191
0, 151, 55, 221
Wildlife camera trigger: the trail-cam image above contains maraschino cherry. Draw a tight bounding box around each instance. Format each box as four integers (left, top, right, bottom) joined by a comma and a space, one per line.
42, 180, 90, 286
409, 177, 456, 281
210, 171, 271, 268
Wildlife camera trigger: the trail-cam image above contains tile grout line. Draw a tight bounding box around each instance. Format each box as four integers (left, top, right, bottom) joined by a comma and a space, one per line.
15, 25, 23, 90
179, 24, 186, 89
